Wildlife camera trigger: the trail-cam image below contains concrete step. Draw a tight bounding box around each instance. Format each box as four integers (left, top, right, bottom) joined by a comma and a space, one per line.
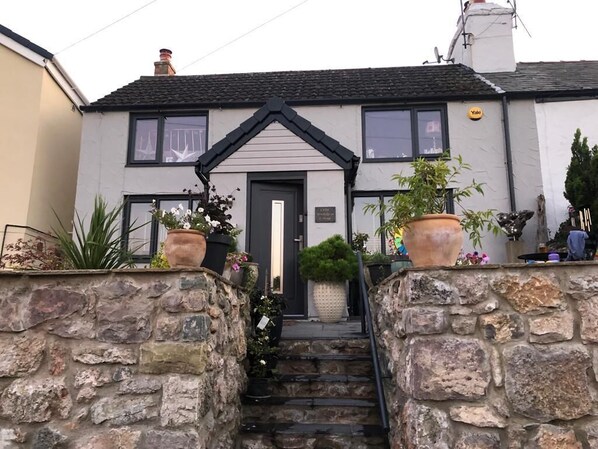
242, 397, 380, 425
270, 374, 377, 399
237, 423, 388, 449
276, 354, 373, 376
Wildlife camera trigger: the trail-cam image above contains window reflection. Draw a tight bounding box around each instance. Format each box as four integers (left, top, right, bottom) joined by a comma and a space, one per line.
128, 203, 152, 255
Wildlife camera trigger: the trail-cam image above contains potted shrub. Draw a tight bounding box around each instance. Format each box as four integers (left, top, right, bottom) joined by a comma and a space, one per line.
193, 185, 241, 275
366, 153, 500, 267
150, 201, 212, 268
224, 251, 248, 285
363, 252, 392, 288
245, 290, 284, 399
299, 235, 358, 323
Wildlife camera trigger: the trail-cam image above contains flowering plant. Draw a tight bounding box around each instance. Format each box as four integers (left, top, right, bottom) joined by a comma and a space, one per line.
191, 185, 240, 235
456, 250, 490, 266
226, 251, 248, 272
246, 330, 278, 378
150, 201, 214, 233
246, 289, 285, 378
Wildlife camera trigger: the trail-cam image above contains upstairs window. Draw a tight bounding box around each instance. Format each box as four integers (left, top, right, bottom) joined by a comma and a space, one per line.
363, 106, 447, 161
129, 113, 207, 165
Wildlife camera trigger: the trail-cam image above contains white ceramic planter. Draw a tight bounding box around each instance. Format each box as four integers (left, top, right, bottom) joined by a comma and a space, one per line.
313, 281, 346, 323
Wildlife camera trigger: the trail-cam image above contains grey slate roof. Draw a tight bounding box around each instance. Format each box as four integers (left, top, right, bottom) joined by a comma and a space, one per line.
196, 97, 360, 181
84, 64, 499, 111
483, 61, 598, 97
0, 24, 53, 60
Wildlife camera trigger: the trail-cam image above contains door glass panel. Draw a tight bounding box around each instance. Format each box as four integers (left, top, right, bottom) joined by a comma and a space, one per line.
271, 200, 284, 294
128, 202, 152, 255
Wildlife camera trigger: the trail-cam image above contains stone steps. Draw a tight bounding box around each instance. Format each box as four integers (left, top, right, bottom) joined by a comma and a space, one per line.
271, 374, 377, 399
238, 423, 388, 449
236, 336, 389, 449
242, 397, 380, 425
276, 354, 373, 376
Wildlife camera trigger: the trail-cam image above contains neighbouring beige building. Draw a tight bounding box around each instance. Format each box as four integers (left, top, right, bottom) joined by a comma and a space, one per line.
0, 24, 87, 256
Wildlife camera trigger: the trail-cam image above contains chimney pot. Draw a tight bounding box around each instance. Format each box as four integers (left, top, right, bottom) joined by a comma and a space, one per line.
154, 48, 176, 76
159, 48, 172, 61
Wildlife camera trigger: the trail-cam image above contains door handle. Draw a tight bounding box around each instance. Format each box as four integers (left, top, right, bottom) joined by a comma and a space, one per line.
294, 235, 304, 251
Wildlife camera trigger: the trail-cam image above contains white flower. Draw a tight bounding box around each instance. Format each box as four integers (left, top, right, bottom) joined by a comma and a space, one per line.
178, 203, 184, 210
259, 360, 266, 365
170, 207, 177, 214
161, 210, 166, 217
211, 220, 220, 227
174, 209, 180, 216
186, 209, 192, 216
183, 222, 191, 229
197, 207, 204, 213
205, 215, 211, 222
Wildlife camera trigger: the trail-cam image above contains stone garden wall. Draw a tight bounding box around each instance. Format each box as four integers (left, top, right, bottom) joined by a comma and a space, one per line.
370, 263, 598, 449
0, 269, 249, 448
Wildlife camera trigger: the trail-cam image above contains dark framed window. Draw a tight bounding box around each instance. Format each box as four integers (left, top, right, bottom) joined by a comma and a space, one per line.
123, 194, 200, 263
351, 191, 454, 255
128, 113, 208, 165
362, 106, 448, 161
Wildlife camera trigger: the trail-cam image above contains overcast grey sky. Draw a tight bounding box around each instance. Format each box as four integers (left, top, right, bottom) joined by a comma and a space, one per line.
4, 0, 597, 102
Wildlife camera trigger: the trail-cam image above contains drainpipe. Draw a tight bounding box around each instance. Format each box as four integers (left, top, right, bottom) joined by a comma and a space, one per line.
346, 181, 353, 242
194, 163, 211, 201
501, 95, 516, 211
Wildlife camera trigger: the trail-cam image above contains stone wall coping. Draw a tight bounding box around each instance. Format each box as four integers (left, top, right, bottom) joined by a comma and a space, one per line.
0, 267, 241, 285
391, 260, 598, 275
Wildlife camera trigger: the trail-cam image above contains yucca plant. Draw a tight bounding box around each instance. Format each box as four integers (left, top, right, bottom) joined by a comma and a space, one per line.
53, 196, 144, 269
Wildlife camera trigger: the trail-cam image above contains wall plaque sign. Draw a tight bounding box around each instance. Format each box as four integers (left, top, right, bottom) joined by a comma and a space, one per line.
315, 207, 336, 223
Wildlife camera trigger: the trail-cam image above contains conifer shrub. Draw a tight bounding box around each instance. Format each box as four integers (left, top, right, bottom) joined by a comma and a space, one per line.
299, 235, 358, 282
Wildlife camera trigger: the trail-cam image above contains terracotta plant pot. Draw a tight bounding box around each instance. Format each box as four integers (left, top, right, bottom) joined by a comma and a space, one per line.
402, 214, 463, 267
163, 229, 207, 269
313, 281, 346, 323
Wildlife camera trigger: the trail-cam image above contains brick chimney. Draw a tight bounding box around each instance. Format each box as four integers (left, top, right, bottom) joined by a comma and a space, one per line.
154, 48, 176, 76
448, 1, 516, 73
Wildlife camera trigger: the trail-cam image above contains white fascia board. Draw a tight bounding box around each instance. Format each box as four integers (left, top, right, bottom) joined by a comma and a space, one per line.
46, 57, 89, 108
0, 34, 47, 66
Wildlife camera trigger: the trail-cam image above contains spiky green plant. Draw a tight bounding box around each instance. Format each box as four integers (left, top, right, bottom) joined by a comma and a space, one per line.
53, 196, 144, 269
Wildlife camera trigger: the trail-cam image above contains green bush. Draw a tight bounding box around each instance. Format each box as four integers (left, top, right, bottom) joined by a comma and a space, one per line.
299, 235, 358, 282
364, 251, 391, 265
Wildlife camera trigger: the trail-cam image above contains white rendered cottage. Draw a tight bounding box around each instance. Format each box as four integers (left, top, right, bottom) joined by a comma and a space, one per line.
75, 1, 598, 318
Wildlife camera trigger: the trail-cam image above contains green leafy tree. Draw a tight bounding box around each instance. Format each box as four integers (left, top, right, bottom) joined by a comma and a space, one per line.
564, 129, 598, 226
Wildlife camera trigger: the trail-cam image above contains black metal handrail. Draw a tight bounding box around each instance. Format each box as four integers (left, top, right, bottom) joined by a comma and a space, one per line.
356, 251, 389, 433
